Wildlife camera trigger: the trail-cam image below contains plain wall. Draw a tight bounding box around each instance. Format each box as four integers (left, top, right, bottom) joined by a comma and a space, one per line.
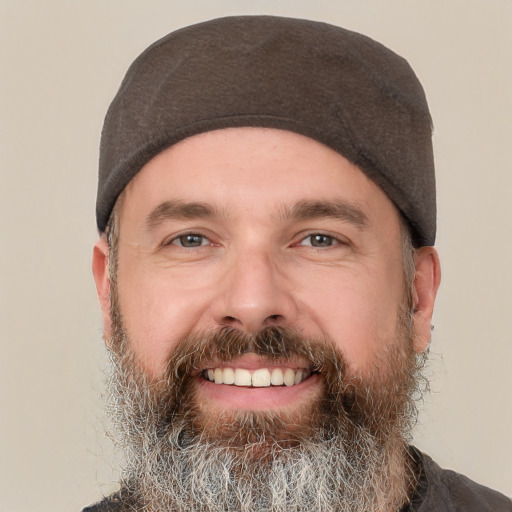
0, 1, 510, 510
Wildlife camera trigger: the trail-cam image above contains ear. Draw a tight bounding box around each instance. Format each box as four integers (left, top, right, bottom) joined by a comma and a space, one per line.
412, 246, 441, 353
92, 236, 112, 339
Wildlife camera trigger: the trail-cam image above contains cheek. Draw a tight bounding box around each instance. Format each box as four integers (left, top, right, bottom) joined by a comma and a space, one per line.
116, 263, 218, 377
297, 266, 404, 371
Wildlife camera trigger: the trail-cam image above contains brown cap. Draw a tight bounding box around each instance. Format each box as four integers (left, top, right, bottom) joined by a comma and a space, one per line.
98, 15, 435, 246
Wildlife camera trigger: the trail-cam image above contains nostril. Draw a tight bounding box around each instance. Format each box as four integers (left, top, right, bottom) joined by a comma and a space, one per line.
218, 314, 286, 335
222, 316, 240, 327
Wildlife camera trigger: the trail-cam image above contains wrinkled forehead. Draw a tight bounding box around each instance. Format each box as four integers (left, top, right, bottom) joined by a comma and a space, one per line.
97, 15, 435, 247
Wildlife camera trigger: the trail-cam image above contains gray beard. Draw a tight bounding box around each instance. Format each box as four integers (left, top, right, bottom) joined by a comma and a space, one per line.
106, 311, 424, 512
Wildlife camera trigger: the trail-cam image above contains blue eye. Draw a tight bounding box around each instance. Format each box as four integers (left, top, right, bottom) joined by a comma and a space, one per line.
301, 234, 337, 247
172, 234, 209, 247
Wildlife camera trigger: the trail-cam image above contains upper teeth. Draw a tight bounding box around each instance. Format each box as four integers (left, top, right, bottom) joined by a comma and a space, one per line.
205, 367, 307, 387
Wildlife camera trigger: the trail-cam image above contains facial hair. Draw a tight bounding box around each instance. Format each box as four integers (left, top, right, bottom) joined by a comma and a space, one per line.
105, 298, 425, 512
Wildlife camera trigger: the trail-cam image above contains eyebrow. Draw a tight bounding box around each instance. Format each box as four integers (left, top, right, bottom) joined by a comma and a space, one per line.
145, 200, 222, 230
144, 198, 368, 231
279, 200, 369, 227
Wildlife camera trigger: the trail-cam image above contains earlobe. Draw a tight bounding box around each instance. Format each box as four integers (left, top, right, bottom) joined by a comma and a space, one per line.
92, 237, 112, 339
412, 246, 441, 353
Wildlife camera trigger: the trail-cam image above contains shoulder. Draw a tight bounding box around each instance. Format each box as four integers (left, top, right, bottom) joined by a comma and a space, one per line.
414, 448, 512, 512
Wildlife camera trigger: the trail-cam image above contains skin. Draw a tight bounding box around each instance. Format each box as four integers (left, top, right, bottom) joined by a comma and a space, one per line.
93, 127, 440, 413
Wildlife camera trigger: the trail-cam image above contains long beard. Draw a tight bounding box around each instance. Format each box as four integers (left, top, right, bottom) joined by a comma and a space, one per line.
106, 303, 424, 511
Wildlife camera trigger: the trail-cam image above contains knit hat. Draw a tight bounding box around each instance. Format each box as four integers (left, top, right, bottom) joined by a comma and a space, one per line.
98, 15, 435, 246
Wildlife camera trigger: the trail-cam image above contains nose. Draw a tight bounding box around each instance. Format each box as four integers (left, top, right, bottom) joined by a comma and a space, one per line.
211, 246, 298, 333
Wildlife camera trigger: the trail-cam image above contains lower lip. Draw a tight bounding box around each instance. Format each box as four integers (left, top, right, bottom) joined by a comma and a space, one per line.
194, 373, 322, 411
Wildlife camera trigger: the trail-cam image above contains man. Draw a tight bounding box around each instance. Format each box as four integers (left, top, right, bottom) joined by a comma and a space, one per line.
85, 15, 512, 512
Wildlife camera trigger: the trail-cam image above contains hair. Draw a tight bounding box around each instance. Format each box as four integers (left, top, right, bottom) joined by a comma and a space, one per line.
102, 189, 425, 512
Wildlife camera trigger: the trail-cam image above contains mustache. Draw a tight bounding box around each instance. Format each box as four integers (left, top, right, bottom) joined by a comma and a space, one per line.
166, 325, 344, 379
143, 325, 355, 429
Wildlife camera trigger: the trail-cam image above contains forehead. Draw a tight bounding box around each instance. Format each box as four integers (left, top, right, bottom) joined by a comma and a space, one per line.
120, 127, 399, 228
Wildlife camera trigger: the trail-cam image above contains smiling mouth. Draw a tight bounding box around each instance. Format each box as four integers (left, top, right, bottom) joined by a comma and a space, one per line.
201, 366, 313, 388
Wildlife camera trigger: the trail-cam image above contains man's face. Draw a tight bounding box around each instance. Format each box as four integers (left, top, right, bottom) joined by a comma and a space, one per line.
97, 126, 429, 407
93, 127, 439, 510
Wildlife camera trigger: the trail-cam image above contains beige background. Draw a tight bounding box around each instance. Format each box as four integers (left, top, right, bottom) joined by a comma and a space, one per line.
1, 1, 511, 510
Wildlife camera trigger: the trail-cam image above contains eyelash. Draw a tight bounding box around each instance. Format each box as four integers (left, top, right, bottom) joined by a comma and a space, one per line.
167, 232, 212, 248
296, 233, 345, 248
164, 231, 347, 250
